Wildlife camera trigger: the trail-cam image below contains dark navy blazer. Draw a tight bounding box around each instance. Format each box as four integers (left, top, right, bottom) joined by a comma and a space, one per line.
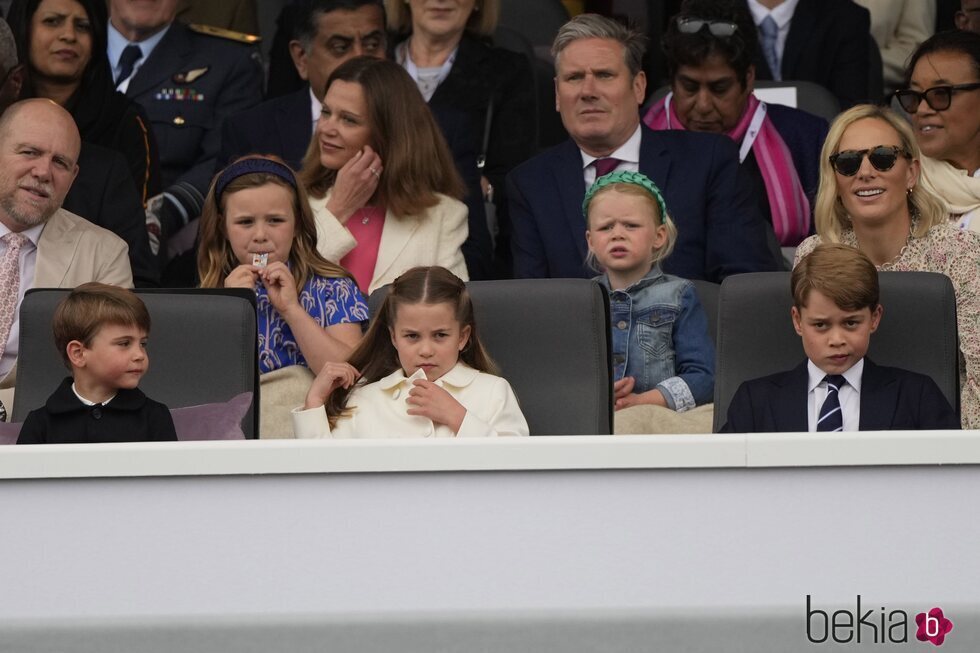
506, 123, 781, 282
720, 359, 960, 433
219, 87, 313, 172
749, 0, 872, 109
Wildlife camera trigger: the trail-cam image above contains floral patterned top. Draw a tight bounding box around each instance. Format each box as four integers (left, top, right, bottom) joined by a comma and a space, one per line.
796, 224, 980, 429
256, 273, 368, 374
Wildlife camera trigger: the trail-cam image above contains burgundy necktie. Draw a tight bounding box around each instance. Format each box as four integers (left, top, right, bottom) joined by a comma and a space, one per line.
593, 157, 622, 179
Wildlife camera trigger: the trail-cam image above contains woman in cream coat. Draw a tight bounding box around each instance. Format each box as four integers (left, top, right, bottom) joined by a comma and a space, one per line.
299, 57, 468, 294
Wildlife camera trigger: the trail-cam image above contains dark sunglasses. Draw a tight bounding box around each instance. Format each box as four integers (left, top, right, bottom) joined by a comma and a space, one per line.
829, 145, 911, 176
894, 82, 980, 113
676, 17, 738, 37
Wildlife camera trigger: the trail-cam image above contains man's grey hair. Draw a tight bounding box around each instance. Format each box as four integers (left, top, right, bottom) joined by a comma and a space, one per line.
0, 19, 18, 73
551, 14, 647, 76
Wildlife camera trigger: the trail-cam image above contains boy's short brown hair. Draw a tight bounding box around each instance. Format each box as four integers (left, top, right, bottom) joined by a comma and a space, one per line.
53, 283, 151, 367
792, 244, 880, 311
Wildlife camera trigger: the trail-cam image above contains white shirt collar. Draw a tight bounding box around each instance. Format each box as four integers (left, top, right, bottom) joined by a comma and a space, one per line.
746, 0, 801, 29
72, 383, 115, 406
308, 86, 320, 133
0, 221, 44, 248
107, 20, 171, 73
579, 124, 642, 171
806, 357, 864, 393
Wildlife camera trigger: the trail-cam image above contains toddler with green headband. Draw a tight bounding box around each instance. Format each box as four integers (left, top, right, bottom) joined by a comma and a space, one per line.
585, 170, 715, 415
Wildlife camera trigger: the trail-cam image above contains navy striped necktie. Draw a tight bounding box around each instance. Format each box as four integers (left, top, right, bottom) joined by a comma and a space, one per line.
817, 375, 846, 432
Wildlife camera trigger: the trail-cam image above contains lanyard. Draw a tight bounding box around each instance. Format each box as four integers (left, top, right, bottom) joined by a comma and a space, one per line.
663, 93, 768, 163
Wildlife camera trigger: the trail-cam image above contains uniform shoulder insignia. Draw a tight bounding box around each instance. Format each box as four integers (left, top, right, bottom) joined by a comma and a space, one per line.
188, 23, 261, 45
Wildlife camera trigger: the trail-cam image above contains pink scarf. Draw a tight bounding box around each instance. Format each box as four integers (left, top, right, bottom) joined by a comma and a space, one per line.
643, 93, 810, 245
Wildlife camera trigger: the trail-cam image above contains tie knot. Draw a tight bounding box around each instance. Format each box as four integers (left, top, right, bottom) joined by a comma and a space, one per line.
759, 15, 778, 37
1, 232, 28, 252
116, 44, 143, 86
120, 44, 143, 66
593, 157, 622, 179
823, 375, 846, 392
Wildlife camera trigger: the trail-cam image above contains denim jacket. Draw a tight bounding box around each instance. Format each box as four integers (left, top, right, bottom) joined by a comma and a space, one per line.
596, 266, 715, 411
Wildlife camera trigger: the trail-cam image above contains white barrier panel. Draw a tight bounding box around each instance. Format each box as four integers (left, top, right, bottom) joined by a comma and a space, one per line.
1, 433, 978, 651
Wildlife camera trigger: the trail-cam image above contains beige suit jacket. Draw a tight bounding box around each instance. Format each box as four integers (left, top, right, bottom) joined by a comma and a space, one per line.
309, 192, 469, 294
0, 208, 133, 396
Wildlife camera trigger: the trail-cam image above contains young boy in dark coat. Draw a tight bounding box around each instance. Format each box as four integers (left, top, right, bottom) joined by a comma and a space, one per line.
17, 283, 176, 444
721, 243, 959, 432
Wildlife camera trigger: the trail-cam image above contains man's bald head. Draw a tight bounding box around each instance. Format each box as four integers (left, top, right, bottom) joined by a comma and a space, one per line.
0, 99, 81, 232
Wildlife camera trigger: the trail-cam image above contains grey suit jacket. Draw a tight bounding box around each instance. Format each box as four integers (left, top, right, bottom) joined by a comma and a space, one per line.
0, 208, 133, 393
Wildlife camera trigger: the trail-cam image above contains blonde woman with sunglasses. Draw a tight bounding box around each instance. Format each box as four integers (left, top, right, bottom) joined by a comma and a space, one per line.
794, 104, 980, 429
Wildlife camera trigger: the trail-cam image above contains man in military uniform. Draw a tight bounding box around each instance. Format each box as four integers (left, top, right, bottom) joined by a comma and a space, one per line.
108, 0, 263, 249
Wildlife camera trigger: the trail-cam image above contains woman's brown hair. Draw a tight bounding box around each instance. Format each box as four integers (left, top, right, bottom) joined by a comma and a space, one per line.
298, 56, 465, 217
198, 155, 353, 289
325, 266, 497, 425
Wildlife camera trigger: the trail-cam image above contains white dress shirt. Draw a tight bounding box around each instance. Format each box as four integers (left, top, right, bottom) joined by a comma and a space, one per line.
292, 362, 529, 438
806, 358, 863, 432
580, 125, 642, 188
309, 87, 321, 134
746, 0, 802, 64
0, 222, 43, 379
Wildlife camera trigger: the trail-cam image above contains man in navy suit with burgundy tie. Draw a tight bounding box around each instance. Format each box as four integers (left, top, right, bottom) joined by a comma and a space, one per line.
507, 14, 780, 283
721, 244, 958, 433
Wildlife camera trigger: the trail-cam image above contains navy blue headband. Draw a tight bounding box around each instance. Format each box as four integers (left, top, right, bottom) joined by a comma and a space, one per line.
215, 158, 298, 203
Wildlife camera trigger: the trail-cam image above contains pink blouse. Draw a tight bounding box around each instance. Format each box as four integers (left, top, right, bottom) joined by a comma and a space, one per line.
340, 207, 386, 293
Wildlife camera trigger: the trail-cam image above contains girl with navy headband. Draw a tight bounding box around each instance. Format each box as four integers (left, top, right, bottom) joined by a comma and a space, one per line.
198, 156, 369, 436
584, 171, 715, 427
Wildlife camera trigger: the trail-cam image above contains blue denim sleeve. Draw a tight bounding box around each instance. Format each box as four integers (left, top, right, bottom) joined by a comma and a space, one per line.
656, 283, 715, 408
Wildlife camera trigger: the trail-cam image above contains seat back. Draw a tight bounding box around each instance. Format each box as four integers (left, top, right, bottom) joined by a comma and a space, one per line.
713, 271, 959, 432
691, 280, 720, 346
369, 279, 613, 435
13, 288, 259, 438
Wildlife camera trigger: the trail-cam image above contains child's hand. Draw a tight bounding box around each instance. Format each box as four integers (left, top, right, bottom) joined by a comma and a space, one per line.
304, 361, 360, 410
614, 377, 635, 402
224, 264, 259, 289
324, 146, 384, 224
259, 262, 299, 313
406, 379, 467, 433
615, 388, 668, 411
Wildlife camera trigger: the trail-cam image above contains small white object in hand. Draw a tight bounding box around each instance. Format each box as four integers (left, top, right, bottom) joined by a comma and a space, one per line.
252, 253, 269, 268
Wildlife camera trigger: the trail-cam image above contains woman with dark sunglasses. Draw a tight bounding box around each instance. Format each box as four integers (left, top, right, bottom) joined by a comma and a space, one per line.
794, 104, 980, 430
897, 30, 980, 233
644, 0, 827, 248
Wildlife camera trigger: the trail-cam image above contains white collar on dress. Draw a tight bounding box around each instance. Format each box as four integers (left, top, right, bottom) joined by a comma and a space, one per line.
378, 361, 479, 391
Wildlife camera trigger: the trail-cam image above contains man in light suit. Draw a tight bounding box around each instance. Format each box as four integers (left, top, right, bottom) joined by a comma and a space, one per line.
507, 14, 779, 283
0, 100, 132, 410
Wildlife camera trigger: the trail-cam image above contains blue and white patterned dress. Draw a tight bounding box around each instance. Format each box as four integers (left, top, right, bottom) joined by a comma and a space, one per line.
256, 273, 368, 374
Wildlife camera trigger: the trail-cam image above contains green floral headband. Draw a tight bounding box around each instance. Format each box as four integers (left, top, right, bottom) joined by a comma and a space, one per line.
582, 170, 669, 223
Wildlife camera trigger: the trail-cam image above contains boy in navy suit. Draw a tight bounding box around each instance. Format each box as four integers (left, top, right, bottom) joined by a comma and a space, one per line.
721, 244, 959, 432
